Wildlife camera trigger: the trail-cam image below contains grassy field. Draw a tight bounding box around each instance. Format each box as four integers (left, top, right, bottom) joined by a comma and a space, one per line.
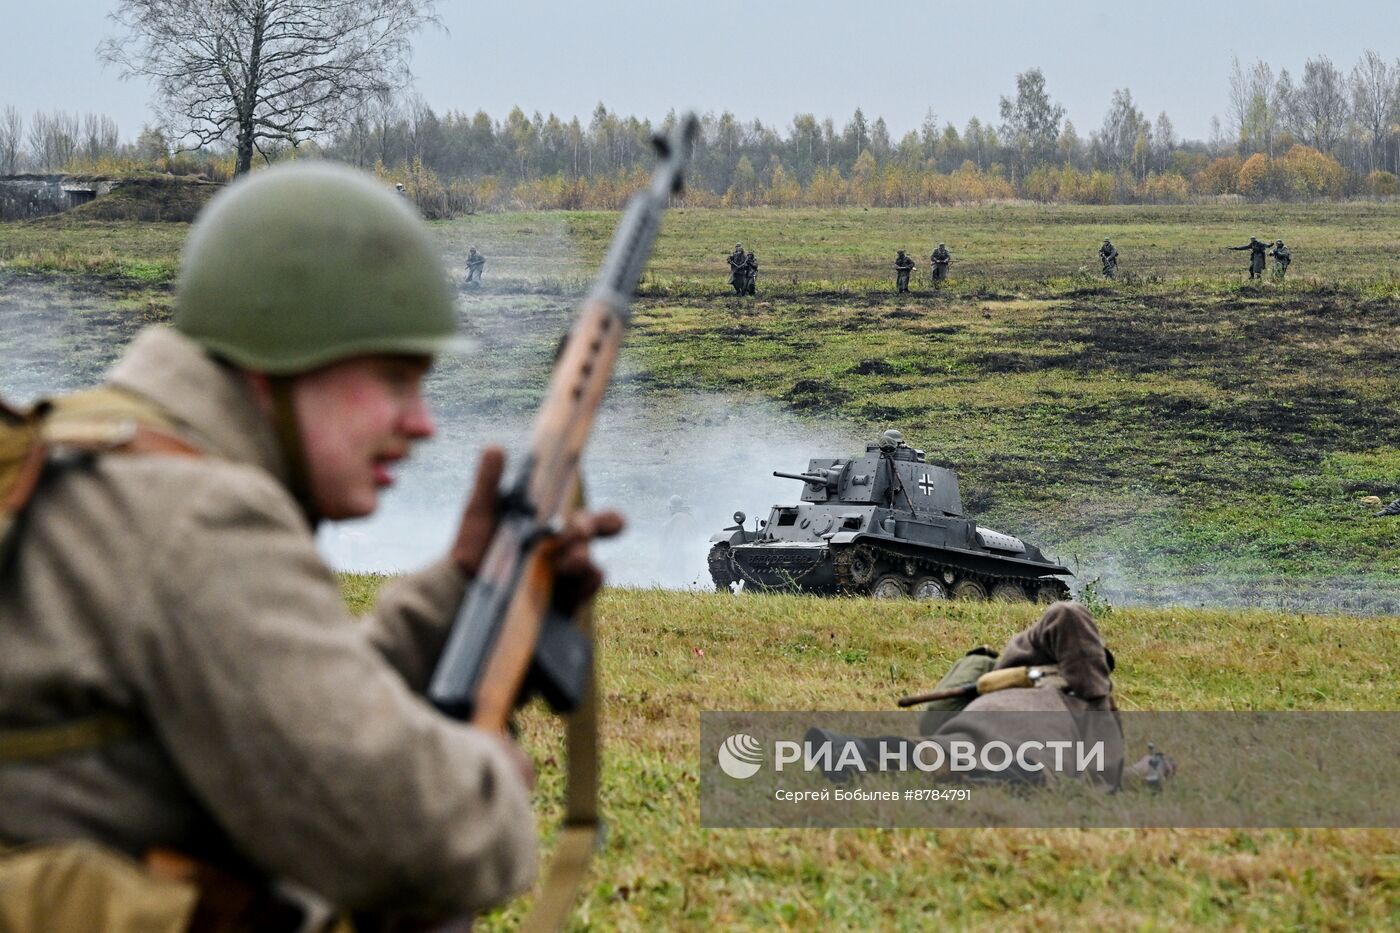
3, 201, 1399, 608
342, 581, 1400, 931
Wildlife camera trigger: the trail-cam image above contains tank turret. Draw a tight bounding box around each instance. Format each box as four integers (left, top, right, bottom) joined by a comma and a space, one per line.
707, 431, 1071, 601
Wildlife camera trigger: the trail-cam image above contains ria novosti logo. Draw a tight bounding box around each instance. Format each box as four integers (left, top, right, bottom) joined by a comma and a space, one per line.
717, 733, 764, 779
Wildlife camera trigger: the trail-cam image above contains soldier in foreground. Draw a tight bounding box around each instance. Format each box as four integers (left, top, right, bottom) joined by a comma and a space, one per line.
894, 250, 916, 293
1099, 237, 1119, 279
0, 163, 621, 927
726, 243, 747, 294
1270, 239, 1291, 279
930, 242, 952, 285
1229, 236, 1269, 279
465, 245, 486, 286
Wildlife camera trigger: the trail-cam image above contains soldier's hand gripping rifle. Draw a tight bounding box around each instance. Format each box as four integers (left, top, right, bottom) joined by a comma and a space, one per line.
428, 114, 697, 928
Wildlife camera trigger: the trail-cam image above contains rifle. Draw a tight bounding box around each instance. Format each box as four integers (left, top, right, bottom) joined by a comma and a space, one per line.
896, 664, 1060, 708
428, 114, 698, 928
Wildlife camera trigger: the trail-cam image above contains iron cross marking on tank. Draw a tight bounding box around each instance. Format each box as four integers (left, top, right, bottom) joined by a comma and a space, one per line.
917, 474, 935, 495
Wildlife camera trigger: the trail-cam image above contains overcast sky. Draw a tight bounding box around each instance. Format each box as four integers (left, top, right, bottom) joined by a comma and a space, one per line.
5, 1, 1397, 145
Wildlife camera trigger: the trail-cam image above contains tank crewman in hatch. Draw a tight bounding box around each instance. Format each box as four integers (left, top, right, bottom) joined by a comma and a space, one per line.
894, 250, 916, 293
0, 162, 623, 928
1229, 236, 1269, 279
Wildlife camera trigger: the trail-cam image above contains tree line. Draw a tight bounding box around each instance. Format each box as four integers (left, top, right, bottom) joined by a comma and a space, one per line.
4, 51, 1399, 211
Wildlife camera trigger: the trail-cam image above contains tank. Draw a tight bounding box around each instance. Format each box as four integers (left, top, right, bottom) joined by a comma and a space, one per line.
707, 430, 1071, 601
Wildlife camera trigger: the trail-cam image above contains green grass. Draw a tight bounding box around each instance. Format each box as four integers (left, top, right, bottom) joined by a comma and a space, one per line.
342, 580, 1400, 931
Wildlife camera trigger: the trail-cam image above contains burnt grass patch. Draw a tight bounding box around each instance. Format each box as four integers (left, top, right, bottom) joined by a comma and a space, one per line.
785, 378, 850, 411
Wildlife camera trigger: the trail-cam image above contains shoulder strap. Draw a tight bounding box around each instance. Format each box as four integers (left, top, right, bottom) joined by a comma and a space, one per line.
0, 388, 201, 762
2, 386, 201, 560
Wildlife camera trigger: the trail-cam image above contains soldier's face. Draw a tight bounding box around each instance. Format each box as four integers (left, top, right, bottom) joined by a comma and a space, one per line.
293, 355, 435, 519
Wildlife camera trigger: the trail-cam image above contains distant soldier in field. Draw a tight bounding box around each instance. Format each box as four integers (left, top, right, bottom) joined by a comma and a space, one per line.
894, 250, 916, 293
464, 246, 486, 286
1375, 497, 1400, 517
1270, 239, 1291, 280
744, 249, 759, 296
1229, 236, 1269, 279
726, 243, 747, 294
930, 243, 952, 286
1098, 237, 1119, 279
660, 494, 697, 550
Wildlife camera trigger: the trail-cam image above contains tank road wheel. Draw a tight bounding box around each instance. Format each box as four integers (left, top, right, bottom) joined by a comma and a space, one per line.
870, 574, 909, 599
846, 546, 878, 586
1035, 581, 1069, 605
910, 576, 949, 600
951, 579, 988, 601
990, 581, 1030, 603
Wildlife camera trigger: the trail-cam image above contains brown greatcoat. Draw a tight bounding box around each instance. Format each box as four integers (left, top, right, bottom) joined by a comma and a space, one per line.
0, 327, 536, 916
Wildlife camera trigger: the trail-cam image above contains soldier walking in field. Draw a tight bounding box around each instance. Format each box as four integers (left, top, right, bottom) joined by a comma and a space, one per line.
894, 250, 916, 293
726, 243, 747, 295
744, 249, 759, 296
1229, 236, 1269, 279
930, 243, 952, 286
465, 245, 486, 286
1099, 237, 1119, 279
1270, 239, 1291, 280
0, 163, 621, 927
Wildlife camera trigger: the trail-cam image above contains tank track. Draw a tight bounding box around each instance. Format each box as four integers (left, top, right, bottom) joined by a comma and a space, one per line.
831, 541, 1068, 603
707, 543, 736, 592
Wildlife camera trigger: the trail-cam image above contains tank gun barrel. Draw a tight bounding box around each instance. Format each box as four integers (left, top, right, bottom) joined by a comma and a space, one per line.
772, 470, 827, 484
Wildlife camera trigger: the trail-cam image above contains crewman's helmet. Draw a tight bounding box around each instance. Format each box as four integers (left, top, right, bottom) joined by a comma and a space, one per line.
879, 429, 904, 450
175, 162, 462, 373
668, 494, 685, 512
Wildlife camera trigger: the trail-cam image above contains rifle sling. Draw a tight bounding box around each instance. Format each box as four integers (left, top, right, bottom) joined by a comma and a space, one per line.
520, 491, 600, 933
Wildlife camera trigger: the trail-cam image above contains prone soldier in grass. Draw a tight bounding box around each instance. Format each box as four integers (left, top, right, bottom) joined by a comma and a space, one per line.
0, 162, 622, 928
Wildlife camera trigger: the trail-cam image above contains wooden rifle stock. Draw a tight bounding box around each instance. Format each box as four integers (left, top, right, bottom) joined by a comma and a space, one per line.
428, 110, 697, 723
424, 113, 696, 931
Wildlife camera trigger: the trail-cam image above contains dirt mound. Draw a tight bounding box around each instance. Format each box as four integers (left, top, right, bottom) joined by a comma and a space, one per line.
47, 175, 223, 224
784, 378, 849, 411
849, 358, 896, 375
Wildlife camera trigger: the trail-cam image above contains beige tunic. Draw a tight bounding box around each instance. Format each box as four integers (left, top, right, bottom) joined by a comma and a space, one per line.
0, 327, 535, 916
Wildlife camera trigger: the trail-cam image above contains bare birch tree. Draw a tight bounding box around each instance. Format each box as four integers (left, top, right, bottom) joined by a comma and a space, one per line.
0, 106, 23, 175
1350, 50, 1398, 173
101, 0, 439, 175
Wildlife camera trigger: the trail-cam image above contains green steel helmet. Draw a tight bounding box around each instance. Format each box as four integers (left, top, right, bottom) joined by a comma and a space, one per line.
175, 161, 461, 373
